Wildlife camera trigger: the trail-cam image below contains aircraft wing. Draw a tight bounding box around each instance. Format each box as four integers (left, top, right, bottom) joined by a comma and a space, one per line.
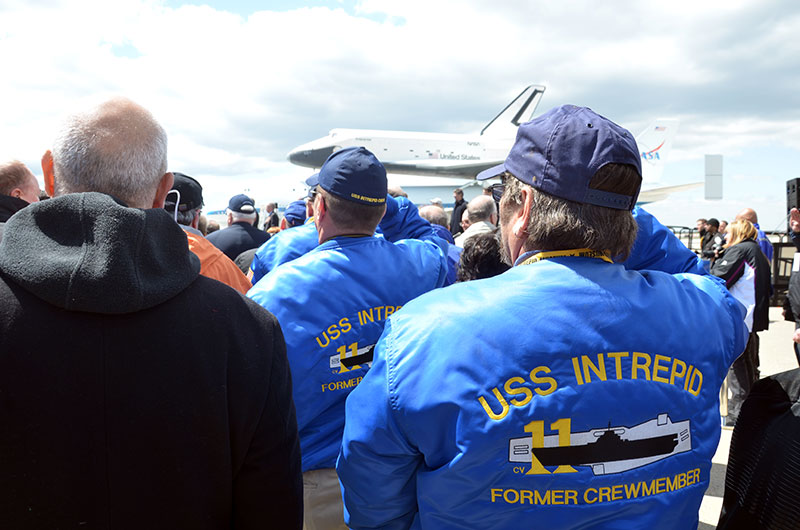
381, 159, 503, 178
637, 182, 702, 205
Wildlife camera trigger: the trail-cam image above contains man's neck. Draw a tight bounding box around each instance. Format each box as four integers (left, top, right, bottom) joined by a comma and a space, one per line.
318, 225, 375, 244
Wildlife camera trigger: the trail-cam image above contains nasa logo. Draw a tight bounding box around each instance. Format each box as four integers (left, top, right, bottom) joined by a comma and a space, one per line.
641, 140, 665, 161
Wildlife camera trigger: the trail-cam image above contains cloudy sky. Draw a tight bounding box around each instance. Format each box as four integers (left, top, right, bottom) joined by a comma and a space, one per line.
1, 0, 798, 229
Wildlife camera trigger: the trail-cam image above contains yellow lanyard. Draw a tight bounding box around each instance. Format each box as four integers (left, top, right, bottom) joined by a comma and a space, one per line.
518, 248, 613, 266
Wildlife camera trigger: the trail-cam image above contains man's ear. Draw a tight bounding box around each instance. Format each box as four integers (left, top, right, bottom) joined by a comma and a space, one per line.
505, 187, 533, 263
41, 150, 55, 197
315, 194, 327, 221
511, 188, 532, 238
152, 172, 174, 209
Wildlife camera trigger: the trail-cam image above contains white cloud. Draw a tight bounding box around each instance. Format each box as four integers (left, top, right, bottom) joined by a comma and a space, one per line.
0, 0, 798, 224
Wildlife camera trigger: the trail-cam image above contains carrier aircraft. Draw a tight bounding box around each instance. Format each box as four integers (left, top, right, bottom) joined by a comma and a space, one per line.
287, 85, 700, 204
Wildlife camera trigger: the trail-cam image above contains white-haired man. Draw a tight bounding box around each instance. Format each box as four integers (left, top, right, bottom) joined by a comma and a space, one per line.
207, 193, 270, 260
0, 97, 302, 528
454, 194, 498, 247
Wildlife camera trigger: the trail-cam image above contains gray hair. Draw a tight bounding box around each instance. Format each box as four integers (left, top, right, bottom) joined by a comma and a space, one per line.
387, 185, 408, 198
418, 205, 448, 228
502, 166, 639, 261
175, 206, 201, 227
228, 209, 257, 224
467, 195, 497, 223
52, 98, 168, 208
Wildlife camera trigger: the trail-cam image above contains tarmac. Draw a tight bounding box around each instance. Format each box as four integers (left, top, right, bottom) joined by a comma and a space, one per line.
697, 306, 798, 529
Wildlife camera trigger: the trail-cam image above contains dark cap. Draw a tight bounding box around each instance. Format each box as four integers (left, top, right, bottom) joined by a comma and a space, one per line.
283, 199, 307, 227
477, 105, 642, 210
165, 172, 203, 212
305, 172, 319, 198
228, 193, 256, 214
317, 147, 387, 205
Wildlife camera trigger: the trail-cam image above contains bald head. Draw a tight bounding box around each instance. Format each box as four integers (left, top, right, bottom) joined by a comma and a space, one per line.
419, 204, 448, 228
735, 208, 758, 224
387, 185, 408, 198
52, 97, 168, 208
467, 194, 497, 224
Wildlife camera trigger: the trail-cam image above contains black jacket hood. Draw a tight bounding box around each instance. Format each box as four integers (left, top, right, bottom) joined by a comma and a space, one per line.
0, 192, 200, 314
0, 194, 30, 223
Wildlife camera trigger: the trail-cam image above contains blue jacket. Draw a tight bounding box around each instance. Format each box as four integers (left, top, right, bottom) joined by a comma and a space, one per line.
250, 220, 319, 285
338, 256, 747, 529
430, 223, 461, 285
248, 196, 448, 472
754, 223, 774, 263
625, 207, 707, 275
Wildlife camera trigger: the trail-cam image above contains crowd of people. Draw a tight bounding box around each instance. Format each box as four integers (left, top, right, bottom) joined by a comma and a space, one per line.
692, 211, 775, 429
0, 98, 789, 529
696, 210, 774, 265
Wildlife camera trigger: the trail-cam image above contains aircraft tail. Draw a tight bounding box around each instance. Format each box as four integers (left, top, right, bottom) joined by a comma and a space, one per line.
480, 85, 546, 137
636, 119, 679, 183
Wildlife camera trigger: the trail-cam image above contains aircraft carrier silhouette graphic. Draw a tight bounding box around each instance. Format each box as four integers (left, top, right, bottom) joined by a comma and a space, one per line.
508, 413, 691, 475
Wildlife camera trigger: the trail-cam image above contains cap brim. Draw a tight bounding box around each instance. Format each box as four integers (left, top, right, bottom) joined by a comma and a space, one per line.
305, 173, 320, 187
476, 163, 506, 181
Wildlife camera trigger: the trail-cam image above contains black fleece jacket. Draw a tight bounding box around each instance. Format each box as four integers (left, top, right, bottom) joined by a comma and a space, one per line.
0, 193, 31, 242
0, 193, 302, 529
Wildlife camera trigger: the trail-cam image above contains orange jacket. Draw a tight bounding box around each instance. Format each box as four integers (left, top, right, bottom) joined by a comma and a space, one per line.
185, 230, 251, 294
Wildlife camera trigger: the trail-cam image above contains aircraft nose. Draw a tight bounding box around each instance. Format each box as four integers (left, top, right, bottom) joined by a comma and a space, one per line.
287, 145, 335, 168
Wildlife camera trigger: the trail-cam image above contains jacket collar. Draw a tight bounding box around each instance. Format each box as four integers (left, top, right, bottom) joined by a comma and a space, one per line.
0, 194, 30, 222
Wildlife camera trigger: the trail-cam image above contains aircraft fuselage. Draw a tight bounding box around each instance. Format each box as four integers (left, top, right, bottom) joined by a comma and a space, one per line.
288, 129, 514, 178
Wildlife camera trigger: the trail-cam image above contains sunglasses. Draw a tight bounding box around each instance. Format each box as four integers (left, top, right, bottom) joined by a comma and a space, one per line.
489, 182, 504, 203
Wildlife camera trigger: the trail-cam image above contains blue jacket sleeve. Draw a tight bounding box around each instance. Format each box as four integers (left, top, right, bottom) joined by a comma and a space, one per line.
624, 207, 707, 275
756, 226, 774, 262
378, 195, 437, 243
250, 222, 320, 285
337, 324, 421, 529
250, 245, 271, 285
379, 195, 449, 285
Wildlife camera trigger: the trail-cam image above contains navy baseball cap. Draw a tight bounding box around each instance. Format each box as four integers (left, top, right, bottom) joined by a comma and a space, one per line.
283, 199, 307, 226
228, 193, 256, 213
477, 105, 642, 210
165, 172, 203, 212
317, 147, 387, 205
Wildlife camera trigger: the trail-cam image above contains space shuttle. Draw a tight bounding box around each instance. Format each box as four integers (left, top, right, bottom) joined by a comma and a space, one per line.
287, 85, 698, 204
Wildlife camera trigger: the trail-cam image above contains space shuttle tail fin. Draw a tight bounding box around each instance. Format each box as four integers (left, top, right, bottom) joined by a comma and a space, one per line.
480, 85, 546, 137
637, 119, 680, 183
